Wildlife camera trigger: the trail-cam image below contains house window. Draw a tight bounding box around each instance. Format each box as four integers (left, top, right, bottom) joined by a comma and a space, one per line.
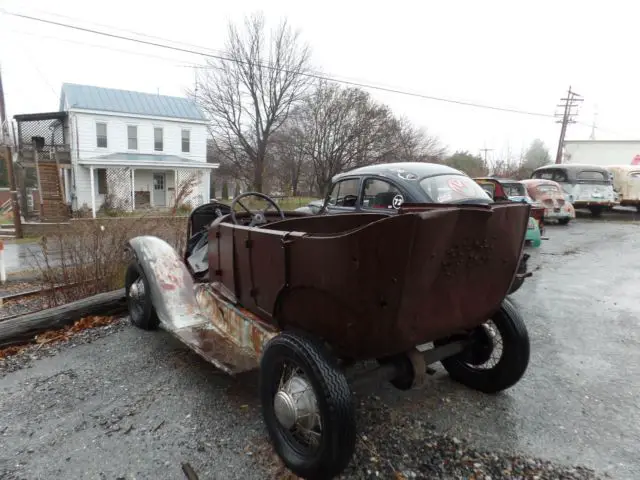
96, 122, 107, 148
97, 169, 108, 194
154, 127, 163, 151
127, 125, 138, 150
181, 129, 190, 153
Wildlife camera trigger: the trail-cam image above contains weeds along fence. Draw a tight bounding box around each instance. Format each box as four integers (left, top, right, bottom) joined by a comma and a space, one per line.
27, 215, 188, 307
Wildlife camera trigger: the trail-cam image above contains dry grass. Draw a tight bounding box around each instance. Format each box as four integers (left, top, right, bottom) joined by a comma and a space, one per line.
27, 215, 188, 306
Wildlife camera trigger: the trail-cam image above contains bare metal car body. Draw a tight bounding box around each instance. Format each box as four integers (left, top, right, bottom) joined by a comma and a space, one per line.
520, 178, 576, 224
531, 164, 616, 217
606, 164, 640, 211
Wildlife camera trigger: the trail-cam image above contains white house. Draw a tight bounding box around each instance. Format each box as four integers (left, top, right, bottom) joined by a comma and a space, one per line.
59, 83, 218, 217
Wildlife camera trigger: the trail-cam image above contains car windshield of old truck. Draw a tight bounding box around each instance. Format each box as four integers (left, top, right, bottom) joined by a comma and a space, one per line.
536, 184, 561, 194
420, 174, 492, 203
503, 183, 525, 196
577, 170, 609, 182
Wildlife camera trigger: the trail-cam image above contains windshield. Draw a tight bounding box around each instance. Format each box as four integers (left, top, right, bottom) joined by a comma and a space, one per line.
503, 183, 525, 196
420, 174, 492, 204
577, 170, 608, 182
536, 183, 561, 194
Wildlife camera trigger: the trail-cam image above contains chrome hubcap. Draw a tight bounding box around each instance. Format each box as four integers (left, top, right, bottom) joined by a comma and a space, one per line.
129, 278, 145, 301
274, 367, 321, 448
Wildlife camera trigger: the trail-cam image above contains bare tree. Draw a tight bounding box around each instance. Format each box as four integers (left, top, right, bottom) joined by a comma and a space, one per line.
389, 116, 447, 162
192, 13, 312, 192
293, 81, 398, 194
269, 124, 311, 196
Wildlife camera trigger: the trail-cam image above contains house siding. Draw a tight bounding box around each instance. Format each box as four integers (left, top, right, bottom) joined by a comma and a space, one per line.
68, 111, 209, 211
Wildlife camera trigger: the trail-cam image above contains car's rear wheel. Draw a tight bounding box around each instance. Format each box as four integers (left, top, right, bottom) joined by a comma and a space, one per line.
508, 276, 524, 294
589, 206, 603, 217
125, 260, 159, 330
558, 217, 570, 225
434, 297, 530, 393
259, 331, 356, 480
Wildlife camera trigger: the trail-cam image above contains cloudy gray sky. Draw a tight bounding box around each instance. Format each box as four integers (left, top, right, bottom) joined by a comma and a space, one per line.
1, 0, 638, 163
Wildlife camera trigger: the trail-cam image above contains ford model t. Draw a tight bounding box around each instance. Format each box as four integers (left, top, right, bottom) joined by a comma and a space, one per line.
125, 162, 532, 479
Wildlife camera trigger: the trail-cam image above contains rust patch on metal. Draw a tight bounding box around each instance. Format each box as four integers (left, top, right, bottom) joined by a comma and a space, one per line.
195, 284, 277, 361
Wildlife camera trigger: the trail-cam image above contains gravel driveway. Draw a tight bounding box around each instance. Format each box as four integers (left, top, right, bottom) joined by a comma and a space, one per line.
1, 218, 638, 479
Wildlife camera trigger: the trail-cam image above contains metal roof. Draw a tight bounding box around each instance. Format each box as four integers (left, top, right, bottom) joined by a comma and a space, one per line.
80, 152, 219, 169
60, 83, 207, 122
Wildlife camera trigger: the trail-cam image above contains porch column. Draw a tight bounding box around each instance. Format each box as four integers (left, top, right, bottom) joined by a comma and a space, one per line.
89, 166, 96, 219
130, 168, 136, 212
62, 167, 69, 203
174, 169, 178, 206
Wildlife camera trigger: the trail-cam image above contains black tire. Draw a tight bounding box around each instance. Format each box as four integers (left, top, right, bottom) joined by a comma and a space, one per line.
435, 297, 530, 393
558, 217, 570, 225
508, 276, 524, 295
589, 206, 603, 217
259, 331, 356, 480
124, 260, 159, 330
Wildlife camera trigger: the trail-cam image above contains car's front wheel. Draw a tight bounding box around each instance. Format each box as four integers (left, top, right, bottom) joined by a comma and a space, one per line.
125, 260, 159, 330
259, 331, 356, 480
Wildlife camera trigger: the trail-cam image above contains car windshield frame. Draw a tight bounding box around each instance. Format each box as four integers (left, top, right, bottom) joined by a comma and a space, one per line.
419, 174, 493, 204
535, 183, 562, 194
502, 182, 526, 197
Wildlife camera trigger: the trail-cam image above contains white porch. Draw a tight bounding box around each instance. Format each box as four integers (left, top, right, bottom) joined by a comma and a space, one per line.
77, 153, 219, 218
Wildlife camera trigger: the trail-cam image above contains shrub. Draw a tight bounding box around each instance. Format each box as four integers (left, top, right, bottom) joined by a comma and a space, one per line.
28, 214, 188, 307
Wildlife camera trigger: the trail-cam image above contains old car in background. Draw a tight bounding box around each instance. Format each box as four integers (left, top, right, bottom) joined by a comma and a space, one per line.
531, 164, 616, 217
473, 177, 544, 248
605, 164, 640, 212
294, 198, 324, 214
520, 178, 576, 225
311, 163, 532, 293
125, 170, 533, 478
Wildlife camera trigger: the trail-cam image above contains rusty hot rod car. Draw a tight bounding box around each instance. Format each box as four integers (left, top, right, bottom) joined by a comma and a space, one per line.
124, 162, 533, 479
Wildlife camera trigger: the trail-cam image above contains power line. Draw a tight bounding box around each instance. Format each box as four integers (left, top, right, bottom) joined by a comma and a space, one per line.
0, 8, 560, 119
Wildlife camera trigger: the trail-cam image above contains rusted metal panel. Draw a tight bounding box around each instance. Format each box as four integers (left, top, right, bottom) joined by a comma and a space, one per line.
212, 203, 529, 360
194, 283, 277, 360
209, 223, 236, 297
266, 213, 389, 234
171, 326, 258, 375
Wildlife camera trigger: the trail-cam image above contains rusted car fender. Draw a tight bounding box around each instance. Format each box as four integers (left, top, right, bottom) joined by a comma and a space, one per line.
125, 235, 208, 332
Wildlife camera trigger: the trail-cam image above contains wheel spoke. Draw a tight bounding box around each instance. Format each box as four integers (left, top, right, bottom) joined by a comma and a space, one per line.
236, 200, 252, 214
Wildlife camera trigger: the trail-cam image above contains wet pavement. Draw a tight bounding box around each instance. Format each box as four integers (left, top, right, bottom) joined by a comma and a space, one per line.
0, 218, 639, 479
375, 217, 640, 479
1, 241, 62, 274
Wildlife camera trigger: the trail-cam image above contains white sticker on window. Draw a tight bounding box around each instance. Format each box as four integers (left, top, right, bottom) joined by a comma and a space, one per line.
392, 194, 404, 209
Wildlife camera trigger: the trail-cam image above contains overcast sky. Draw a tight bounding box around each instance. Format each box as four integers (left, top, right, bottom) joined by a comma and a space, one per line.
1, 0, 638, 163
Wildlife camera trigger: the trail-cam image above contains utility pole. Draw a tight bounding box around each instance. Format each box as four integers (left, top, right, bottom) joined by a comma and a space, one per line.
480, 148, 493, 164
589, 105, 598, 140
555, 86, 583, 164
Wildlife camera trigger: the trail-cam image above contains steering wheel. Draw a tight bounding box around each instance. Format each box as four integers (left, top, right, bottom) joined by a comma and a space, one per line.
230, 192, 285, 227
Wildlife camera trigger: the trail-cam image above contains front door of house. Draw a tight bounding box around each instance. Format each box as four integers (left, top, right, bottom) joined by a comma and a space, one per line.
153, 173, 166, 207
